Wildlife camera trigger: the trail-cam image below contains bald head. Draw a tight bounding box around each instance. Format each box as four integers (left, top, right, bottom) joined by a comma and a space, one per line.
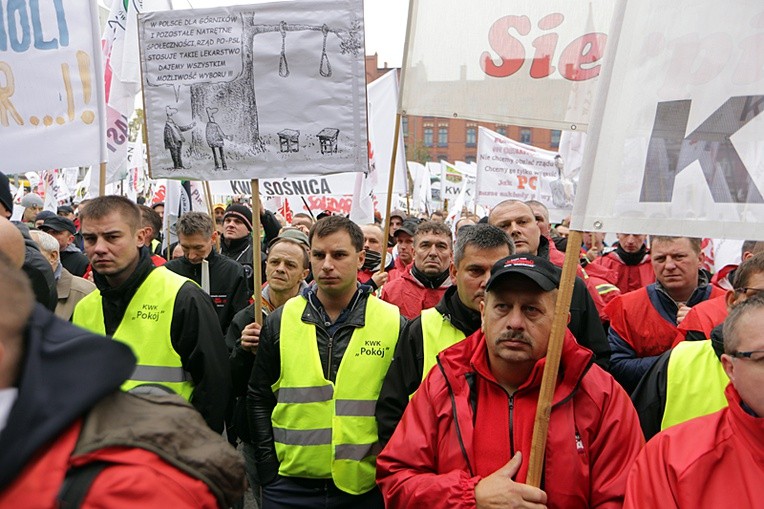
0, 217, 25, 268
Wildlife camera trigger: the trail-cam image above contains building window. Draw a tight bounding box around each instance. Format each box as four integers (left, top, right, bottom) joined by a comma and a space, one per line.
437, 154, 447, 162
497, 126, 507, 137
465, 155, 476, 163
424, 126, 433, 147
466, 126, 477, 147
550, 129, 561, 148
438, 126, 448, 147
520, 128, 531, 144
402, 116, 408, 138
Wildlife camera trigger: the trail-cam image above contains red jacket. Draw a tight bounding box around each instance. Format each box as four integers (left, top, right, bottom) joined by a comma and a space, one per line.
0, 420, 219, 509
380, 268, 450, 320
547, 240, 609, 320
592, 252, 655, 294
673, 294, 728, 345
624, 384, 762, 509
386, 256, 409, 282
377, 330, 644, 509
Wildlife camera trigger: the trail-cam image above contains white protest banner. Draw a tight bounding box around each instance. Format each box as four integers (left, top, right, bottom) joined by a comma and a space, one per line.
0, 1, 107, 173
440, 161, 475, 212
400, 0, 614, 130
476, 127, 574, 221
368, 70, 407, 194
571, 0, 764, 240
139, 0, 368, 180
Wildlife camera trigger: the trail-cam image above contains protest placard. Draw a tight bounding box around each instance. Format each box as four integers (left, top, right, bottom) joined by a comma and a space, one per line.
476, 127, 574, 221
399, 0, 614, 130
571, 0, 764, 240
138, 0, 368, 180
0, 0, 106, 173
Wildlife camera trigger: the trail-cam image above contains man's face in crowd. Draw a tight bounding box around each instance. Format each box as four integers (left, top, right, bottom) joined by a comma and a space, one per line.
396, 232, 414, 266
618, 233, 646, 253
153, 205, 164, 221
224, 216, 249, 240
178, 232, 215, 264
361, 225, 384, 254
414, 231, 452, 276
453, 244, 512, 312
266, 241, 309, 294
213, 208, 225, 220
311, 230, 364, 298
481, 275, 556, 369
527, 204, 550, 237
389, 216, 403, 234
489, 202, 541, 255
81, 211, 145, 286
292, 216, 313, 235
651, 238, 702, 300
722, 306, 764, 417
39, 227, 73, 251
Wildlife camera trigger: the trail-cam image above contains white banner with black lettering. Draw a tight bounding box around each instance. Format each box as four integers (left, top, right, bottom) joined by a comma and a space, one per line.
571, 0, 764, 240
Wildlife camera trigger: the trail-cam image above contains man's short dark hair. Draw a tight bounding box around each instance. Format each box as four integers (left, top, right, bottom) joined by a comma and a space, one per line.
176, 211, 214, 238
742, 240, 764, 257
651, 235, 702, 255
415, 220, 452, 244
733, 252, 764, 290
79, 196, 141, 233
309, 215, 364, 252
138, 205, 163, 240
723, 295, 764, 354
454, 224, 515, 266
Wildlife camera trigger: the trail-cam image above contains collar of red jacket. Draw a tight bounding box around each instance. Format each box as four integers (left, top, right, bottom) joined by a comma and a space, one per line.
437, 328, 594, 404
725, 383, 764, 456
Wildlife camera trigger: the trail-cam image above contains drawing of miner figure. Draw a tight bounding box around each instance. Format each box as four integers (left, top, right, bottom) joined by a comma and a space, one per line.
164, 106, 196, 169
206, 107, 228, 170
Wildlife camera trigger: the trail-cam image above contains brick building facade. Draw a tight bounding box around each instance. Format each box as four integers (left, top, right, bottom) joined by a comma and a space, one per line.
365, 54, 561, 164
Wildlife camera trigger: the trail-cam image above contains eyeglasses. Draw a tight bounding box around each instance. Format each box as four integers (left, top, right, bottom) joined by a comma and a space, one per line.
730, 350, 764, 363
734, 287, 764, 298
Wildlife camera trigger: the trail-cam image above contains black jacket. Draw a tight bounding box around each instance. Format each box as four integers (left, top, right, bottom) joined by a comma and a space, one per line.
246, 286, 406, 483
376, 285, 481, 446
538, 235, 611, 369
91, 247, 231, 432
631, 324, 725, 440
15, 223, 57, 310
165, 249, 249, 335
60, 248, 89, 278
220, 209, 281, 293
0, 304, 135, 489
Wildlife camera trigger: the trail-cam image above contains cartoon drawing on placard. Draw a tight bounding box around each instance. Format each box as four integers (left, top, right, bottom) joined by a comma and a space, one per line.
139, 3, 367, 180
164, 106, 196, 170
205, 107, 229, 170
550, 154, 576, 208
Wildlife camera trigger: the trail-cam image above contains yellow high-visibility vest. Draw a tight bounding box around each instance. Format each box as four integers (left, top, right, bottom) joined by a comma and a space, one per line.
271, 295, 400, 495
420, 307, 466, 382
73, 267, 194, 400
661, 340, 729, 430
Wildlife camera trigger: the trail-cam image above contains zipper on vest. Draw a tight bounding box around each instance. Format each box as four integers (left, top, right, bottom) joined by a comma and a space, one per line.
326, 335, 334, 380
508, 394, 515, 456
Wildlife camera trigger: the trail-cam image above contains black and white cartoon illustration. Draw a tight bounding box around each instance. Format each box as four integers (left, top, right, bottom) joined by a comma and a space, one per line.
205, 107, 228, 170
164, 106, 196, 170
140, 1, 368, 180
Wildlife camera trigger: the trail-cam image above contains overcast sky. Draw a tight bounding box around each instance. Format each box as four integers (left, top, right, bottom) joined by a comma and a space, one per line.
173, 0, 409, 67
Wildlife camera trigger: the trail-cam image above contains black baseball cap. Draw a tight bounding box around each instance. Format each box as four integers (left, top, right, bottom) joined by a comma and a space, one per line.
393, 218, 419, 238
40, 216, 77, 235
486, 254, 561, 292
57, 205, 74, 215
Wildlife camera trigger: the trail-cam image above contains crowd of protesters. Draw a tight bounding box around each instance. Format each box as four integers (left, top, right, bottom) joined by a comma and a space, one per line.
1, 170, 763, 508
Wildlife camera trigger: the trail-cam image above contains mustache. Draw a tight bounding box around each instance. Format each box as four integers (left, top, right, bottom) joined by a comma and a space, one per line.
495, 330, 530, 345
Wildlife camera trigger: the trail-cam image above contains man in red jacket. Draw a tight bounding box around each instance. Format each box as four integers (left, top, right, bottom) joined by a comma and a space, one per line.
625, 296, 764, 509
377, 254, 644, 509
381, 220, 453, 319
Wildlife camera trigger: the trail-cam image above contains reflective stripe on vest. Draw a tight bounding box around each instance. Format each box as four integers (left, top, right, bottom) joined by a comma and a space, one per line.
271, 295, 400, 495
72, 267, 194, 400
421, 307, 466, 383
661, 341, 729, 431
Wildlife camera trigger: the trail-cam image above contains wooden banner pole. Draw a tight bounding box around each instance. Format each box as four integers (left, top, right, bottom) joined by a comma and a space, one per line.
251, 179, 263, 326
379, 113, 402, 274
526, 229, 582, 487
